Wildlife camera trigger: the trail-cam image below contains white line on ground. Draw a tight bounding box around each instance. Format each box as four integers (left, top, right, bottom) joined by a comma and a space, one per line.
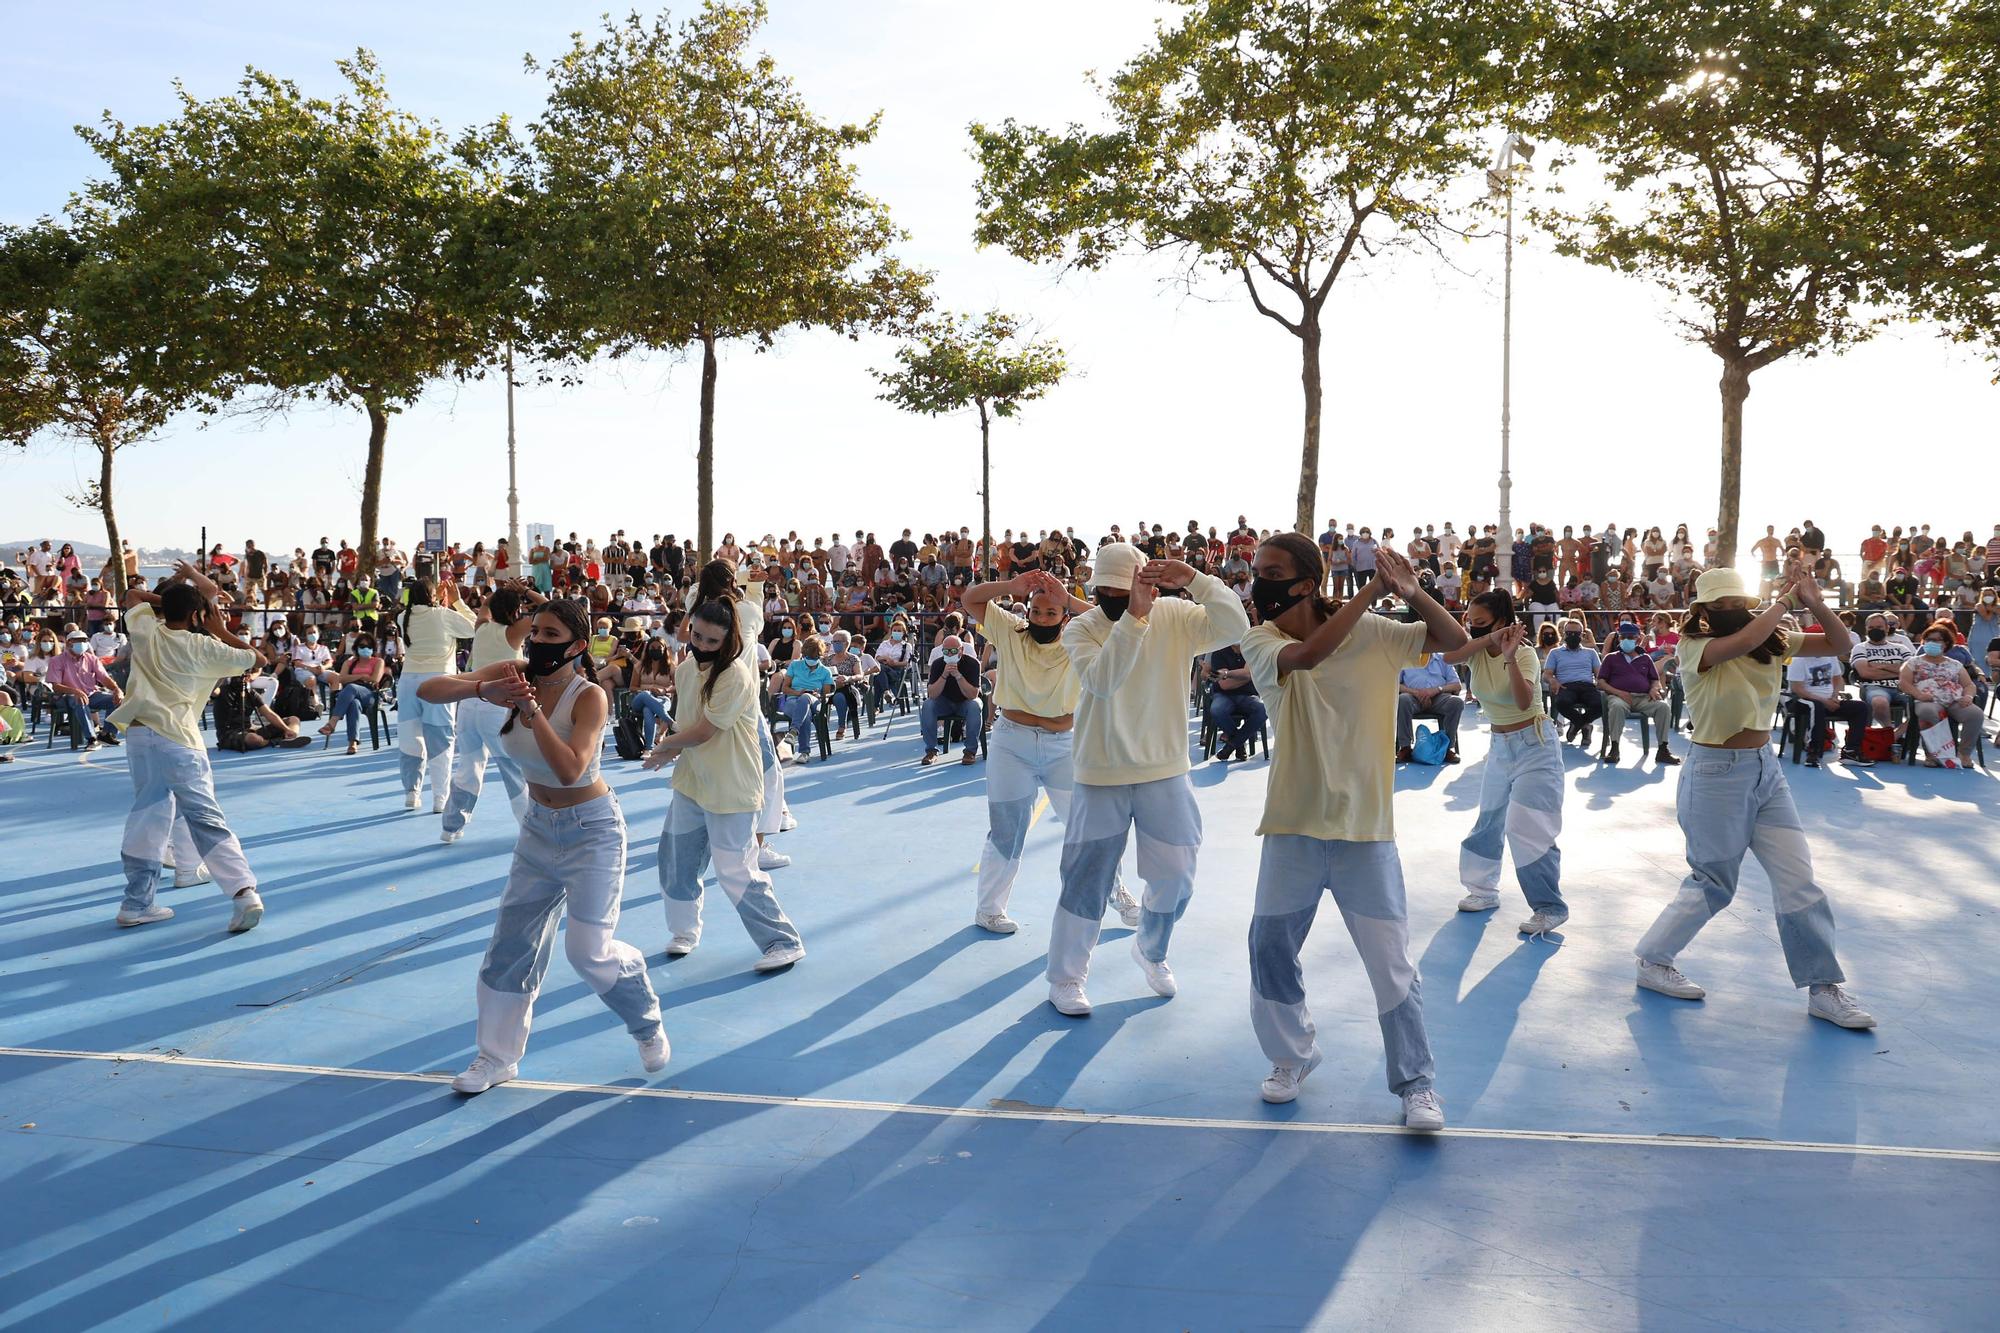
5, 1045, 1996, 1164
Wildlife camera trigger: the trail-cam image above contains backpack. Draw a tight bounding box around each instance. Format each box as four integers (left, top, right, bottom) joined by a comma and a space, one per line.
1411, 723, 1449, 766
611, 708, 646, 762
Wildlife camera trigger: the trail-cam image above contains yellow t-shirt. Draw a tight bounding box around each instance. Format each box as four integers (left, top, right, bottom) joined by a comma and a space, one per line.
1467, 642, 1547, 727
983, 603, 1080, 717
403, 604, 475, 675
1242, 612, 1429, 842
467, 620, 523, 672
1678, 630, 1795, 745
670, 655, 763, 814
109, 605, 258, 751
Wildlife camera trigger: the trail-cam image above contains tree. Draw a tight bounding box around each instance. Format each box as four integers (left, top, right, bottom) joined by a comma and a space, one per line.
0, 219, 210, 595
970, 0, 1519, 536
526, 2, 928, 561
1532, 0, 1946, 565
77, 52, 501, 562
874, 311, 1068, 579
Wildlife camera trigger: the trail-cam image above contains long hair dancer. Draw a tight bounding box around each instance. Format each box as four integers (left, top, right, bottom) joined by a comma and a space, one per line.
440, 580, 542, 844
961, 567, 1140, 935
1632, 567, 1875, 1029
1444, 589, 1570, 935
1045, 542, 1249, 1016
646, 600, 806, 971
696, 558, 796, 868
1240, 537, 1458, 1129
419, 599, 666, 1094
397, 579, 474, 812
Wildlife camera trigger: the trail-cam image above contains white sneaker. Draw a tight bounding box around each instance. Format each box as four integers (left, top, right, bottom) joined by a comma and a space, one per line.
1637, 960, 1705, 1000
637, 1030, 671, 1073
452, 1054, 516, 1095
1808, 984, 1876, 1029
1131, 938, 1177, 998
173, 865, 212, 889
1518, 909, 1569, 936
1402, 1087, 1446, 1132
440, 828, 463, 845
116, 904, 175, 928
160, 854, 177, 872
779, 812, 799, 832
757, 845, 792, 871
1110, 882, 1141, 929
1260, 1048, 1324, 1104
227, 889, 264, 934
976, 912, 1019, 935
665, 934, 699, 958
403, 790, 421, 810
1458, 892, 1500, 913
754, 941, 805, 972
432, 797, 448, 814
1048, 980, 1092, 1017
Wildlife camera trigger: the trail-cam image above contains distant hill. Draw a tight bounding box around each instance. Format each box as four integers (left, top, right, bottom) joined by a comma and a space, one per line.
3, 538, 111, 559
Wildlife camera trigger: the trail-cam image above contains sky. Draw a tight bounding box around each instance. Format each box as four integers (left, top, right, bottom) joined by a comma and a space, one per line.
4, 0, 1996, 560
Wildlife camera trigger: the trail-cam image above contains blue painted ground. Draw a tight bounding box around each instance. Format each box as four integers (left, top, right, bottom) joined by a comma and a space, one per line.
3, 705, 1997, 1330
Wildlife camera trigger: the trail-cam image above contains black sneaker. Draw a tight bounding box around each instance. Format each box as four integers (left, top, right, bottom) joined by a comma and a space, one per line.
1580, 725, 1593, 749
1838, 751, 1875, 768
1604, 746, 1621, 765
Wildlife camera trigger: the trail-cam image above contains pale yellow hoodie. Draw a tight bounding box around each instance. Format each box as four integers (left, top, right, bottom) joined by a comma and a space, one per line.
1063, 571, 1250, 786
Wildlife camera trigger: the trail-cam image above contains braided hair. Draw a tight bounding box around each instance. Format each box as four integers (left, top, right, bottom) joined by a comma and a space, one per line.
498, 599, 599, 735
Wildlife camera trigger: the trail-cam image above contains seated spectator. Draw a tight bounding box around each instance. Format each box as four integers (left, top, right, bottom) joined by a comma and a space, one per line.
1595, 621, 1677, 766
48, 627, 125, 748
823, 629, 876, 733
1847, 611, 1913, 728
1786, 652, 1872, 768
1524, 569, 1562, 630
214, 662, 313, 751
1204, 642, 1269, 762
627, 638, 676, 748
1543, 619, 1603, 747
317, 631, 391, 755
775, 634, 834, 763
1395, 649, 1463, 763
1901, 619, 1983, 766
920, 633, 983, 766
872, 616, 915, 710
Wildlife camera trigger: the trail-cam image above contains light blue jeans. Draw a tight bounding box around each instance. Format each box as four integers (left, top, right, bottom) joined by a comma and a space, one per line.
443, 697, 527, 835
1048, 775, 1199, 985
630, 690, 671, 747
397, 670, 457, 799
1250, 836, 1433, 1094
474, 792, 662, 1066
1635, 746, 1843, 987
118, 726, 255, 914
658, 792, 801, 953
1459, 717, 1566, 913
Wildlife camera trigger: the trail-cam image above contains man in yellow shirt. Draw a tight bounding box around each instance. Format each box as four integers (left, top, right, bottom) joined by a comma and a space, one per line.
1046, 543, 1250, 1016
964, 569, 1140, 935
108, 562, 267, 934
1238, 536, 1462, 1128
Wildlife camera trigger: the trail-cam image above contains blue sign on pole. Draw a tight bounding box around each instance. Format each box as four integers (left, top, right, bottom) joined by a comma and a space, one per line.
423, 517, 447, 553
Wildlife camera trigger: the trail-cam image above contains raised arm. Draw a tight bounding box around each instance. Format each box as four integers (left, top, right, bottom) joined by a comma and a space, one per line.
1376, 548, 1467, 655
1275, 573, 1384, 674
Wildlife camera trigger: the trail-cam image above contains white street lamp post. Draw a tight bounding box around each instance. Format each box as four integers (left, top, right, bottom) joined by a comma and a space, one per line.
1487, 132, 1534, 548
504, 339, 521, 556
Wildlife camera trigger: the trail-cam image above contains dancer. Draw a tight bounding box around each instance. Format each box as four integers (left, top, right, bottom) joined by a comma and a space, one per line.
440, 581, 540, 843
1240, 537, 1453, 1129
397, 580, 474, 813
694, 558, 796, 868
1045, 542, 1249, 1016
1632, 567, 1875, 1028
107, 562, 266, 933
1444, 590, 1570, 935
963, 569, 1140, 935
418, 599, 667, 1094
646, 600, 806, 970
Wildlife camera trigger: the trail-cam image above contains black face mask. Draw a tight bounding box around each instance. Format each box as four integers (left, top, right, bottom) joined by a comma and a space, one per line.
1866, 626, 1887, 643
689, 645, 721, 665
523, 638, 579, 679
1250, 575, 1309, 623
1705, 607, 1755, 636
1096, 592, 1130, 622
1563, 632, 1582, 649
1026, 620, 1063, 645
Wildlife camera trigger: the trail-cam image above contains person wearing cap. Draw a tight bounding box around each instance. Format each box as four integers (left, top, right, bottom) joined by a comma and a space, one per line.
1595, 621, 1679, 766
1044, 541, 1250, 1016
1633, 565, 1876, 1029
47, 627, 124, 749
962, 568, 1142, 936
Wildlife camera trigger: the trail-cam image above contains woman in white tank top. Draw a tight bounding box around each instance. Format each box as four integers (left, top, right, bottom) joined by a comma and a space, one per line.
416, 599, 666, 1095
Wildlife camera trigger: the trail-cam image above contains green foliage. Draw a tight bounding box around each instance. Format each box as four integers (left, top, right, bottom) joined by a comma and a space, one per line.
874, 311, 1066, 421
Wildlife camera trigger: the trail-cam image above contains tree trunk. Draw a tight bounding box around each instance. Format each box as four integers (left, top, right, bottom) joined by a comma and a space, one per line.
359, 399, 389, 569
97, 435, 125, 598
978, 399, 993, 582
1294, 319, 1323, 537
1715, 360, 1751, 569
697, 332, 718, 564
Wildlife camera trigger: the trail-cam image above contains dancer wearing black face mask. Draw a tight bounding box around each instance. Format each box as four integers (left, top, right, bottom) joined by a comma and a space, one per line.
961, 571, 1141, 935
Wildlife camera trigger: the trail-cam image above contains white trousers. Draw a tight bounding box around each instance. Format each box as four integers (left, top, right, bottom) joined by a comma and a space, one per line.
443, 698, 527, 834
978, 717, 1080, 917
119, 726, 254, 914
1047, 775, 1200, 985
397, 670, 457, 799
659, 792, 801, 952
